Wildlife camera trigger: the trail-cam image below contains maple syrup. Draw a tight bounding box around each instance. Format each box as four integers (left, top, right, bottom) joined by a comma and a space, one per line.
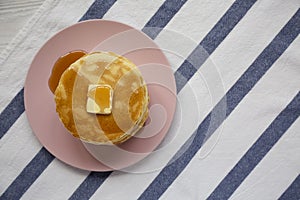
48, 51, 86, 93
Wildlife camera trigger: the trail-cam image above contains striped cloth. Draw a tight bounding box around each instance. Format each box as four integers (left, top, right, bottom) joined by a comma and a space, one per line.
1, 0, 299, 199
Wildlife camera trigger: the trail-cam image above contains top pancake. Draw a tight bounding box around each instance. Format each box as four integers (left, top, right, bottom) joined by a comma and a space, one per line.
54, 52, 149, 144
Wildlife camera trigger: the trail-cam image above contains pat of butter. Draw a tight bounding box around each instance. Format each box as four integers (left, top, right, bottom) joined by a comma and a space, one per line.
86, 84, 113, 114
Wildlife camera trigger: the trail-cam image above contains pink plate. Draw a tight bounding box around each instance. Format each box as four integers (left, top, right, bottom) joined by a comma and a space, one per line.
24, 20, 176, 171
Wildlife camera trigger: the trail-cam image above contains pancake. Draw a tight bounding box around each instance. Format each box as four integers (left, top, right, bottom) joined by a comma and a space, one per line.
54, 52, 149, 144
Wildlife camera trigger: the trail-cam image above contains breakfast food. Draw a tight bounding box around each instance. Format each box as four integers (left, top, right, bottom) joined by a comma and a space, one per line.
51, 51, 149, 144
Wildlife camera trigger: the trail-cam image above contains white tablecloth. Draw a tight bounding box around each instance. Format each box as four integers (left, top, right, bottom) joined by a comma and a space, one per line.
1, 0, 299, 199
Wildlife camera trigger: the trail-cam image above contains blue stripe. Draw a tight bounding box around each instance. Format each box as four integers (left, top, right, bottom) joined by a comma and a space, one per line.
138, 9, 300, 200
68, 172, 112, 200
208, 92, 300, 199
279, 175, 300, 200
0, 88, 24, 139
175, 0, 256, 92
79, 0, 117, 21
0, 148, 55, 200
142, 0, 188, 39
0, 0, 116, 198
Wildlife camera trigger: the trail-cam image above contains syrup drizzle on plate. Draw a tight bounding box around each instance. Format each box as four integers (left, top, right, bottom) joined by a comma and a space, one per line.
48, 50, 86, 93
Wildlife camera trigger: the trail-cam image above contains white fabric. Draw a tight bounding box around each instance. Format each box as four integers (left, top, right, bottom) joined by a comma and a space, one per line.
162, 36, 300, 200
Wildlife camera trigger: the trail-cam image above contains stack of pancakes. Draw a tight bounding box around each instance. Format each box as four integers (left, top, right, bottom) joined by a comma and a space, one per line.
54, 52, 149, 144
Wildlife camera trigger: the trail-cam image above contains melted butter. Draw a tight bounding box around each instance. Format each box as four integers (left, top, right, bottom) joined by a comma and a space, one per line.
48, 50, 86, 93
87, 85, 112, 114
